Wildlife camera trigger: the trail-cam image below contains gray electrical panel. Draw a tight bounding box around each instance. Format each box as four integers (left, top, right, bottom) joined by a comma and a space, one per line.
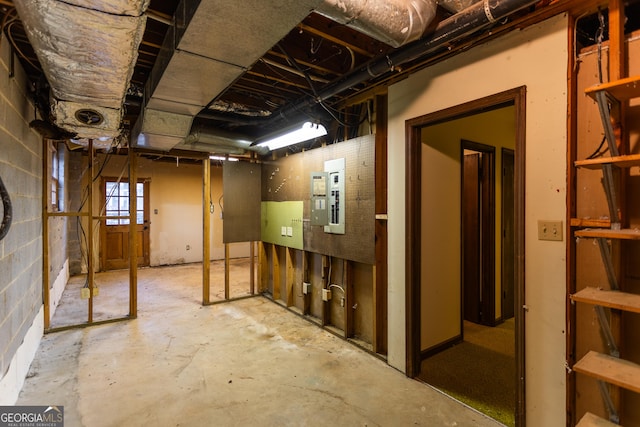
310, 172, 328, 226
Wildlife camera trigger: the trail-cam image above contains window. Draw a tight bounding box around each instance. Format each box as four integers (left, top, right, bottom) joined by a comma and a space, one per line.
49, 141, 63, 211
105, 181, 144, 225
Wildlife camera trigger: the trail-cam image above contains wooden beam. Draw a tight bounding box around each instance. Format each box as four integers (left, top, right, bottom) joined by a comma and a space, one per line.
42, 139, 50, 330
322, 255, 330, 327
258, 242, 269, 293
202, 158, 211, 305
297, 23, 374, 58
225, 243, 230, 300
87, 140, 94, 324
285, 247, 294, 307
344, 260, 354, 339
272, 245, 281, 301
128, 149, 138, 318
374, 93, 388, 354
303, 251, 311, 315
250, 241, 255, 295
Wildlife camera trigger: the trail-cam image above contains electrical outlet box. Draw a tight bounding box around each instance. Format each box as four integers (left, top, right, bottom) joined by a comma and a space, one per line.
80, 288, 90, 299
302, 282, 311, 295
538, 220, 563, 241
322, 289, 332, 301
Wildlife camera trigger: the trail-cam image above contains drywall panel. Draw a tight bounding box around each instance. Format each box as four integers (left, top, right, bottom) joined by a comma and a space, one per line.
223, 161, 261, 243
260, 201, 304, 250
262, 134, 375, 264
388, 14, 568, 426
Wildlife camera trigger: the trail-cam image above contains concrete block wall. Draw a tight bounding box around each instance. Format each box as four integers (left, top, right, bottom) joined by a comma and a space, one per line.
0, 34, 44, 403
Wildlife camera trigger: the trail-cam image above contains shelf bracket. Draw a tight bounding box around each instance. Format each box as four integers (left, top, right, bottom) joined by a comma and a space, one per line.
596, 237, 620, 291
594, 305, 620, 358
601, 164, 620, 229
595, 90, 620, 157
597, 379, 620, 424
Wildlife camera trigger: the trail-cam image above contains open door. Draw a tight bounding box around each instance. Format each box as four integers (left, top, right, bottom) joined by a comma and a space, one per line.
501, 149, 515, 320
462, 142, 495, 326
101, 178, 150, 270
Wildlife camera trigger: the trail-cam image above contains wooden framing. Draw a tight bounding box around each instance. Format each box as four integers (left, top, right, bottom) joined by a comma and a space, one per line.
405, 87, 527, 424
374, 93, 388, 354
202, 157, 211, 305
128, 148, 138, 318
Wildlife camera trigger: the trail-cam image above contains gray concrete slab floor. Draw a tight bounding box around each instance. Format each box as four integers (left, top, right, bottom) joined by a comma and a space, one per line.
18, 263, 502, 426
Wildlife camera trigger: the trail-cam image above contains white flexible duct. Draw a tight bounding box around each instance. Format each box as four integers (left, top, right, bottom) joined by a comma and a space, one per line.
438, 0, 481, 13
13, 0, 148, 140
315, 0, 438, 48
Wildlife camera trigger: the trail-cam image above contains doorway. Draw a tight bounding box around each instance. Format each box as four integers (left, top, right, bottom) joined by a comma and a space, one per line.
101, 178, 150, 270
462, 142, 495, 326
405, 87, 526, 425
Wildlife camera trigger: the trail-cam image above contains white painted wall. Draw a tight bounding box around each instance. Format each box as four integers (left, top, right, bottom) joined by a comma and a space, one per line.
388, 14, 568, 425
97, 156, 250, 267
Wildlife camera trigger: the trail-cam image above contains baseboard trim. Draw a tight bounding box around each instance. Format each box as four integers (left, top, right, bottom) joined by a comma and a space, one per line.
420, 334, 463, 360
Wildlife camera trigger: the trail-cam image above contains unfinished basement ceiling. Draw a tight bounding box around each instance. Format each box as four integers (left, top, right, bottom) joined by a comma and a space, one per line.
3, 0, 640, 156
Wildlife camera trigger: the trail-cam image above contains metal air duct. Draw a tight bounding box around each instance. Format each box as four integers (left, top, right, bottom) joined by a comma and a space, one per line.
438, 0, 481, 13
13, 0, 148, 141
315, 0, 438, 48
133, 0, 324, 152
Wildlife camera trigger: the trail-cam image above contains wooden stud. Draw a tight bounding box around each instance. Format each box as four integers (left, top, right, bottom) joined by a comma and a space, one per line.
202, 158, 211, 305
272, 244, 281, 301
303, 251, 310, 315
250, 241, 255, 295
128, 148, 138, 318
42, 139, 50, 330
87, 140, 94, 324
374, 93, 388, 354
344, 260, 354, 339
322, 255, 330, 327
225, 243, 230, 300
258, 241, 268, 293
285, 247, 294, 307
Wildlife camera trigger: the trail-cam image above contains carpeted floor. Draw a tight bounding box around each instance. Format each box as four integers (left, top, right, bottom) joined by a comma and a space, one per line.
419, 319, 516, 426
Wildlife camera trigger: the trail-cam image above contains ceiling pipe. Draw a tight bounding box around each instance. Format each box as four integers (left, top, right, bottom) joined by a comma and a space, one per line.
198, 0, 539, 134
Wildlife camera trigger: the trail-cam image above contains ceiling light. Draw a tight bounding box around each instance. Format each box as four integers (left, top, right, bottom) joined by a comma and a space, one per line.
209, 155, 239, 162
257, 122, 327, 151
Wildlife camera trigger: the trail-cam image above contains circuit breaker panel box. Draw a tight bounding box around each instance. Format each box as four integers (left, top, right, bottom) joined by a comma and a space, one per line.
323, 158, 345, 234
310, 172, 329, 226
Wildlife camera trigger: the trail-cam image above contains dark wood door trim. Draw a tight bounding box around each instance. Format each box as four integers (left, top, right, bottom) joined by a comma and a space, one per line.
405, 86, 526, 425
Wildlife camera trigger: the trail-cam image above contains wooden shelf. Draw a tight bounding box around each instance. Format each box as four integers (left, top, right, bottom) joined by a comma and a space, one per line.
571, 287, 640, 314
575, 228, 640, 240
576, 412, 619, 427
574, 351, 640, 394
571, 218, 611, 228
575, 154, 640, 170
585, 75, 640, 101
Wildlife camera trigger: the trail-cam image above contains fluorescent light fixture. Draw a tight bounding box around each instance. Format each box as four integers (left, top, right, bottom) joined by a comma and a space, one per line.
209, 155, 239, 162
257, 121, 327, 151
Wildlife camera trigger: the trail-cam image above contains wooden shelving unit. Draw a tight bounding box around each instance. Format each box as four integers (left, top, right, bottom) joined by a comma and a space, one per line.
571, 74, 640, 426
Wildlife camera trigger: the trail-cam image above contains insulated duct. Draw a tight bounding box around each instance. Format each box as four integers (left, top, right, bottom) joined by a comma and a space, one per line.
315, 0, 438, 48
13, 0, 148, 140
133, 0, 323, 153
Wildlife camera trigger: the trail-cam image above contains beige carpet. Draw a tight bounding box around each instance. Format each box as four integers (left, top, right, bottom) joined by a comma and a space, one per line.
419, 319, 516, 426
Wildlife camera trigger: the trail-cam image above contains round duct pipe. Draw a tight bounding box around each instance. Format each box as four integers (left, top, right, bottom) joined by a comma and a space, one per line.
315, 0, 438, 48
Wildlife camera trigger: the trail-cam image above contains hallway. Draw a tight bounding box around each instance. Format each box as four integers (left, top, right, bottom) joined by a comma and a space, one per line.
18, 264, 501, 426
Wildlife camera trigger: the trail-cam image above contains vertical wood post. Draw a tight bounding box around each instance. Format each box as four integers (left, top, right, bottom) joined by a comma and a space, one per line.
272, 244, 281, 301
128, 148, 138, 317
344, 260, 354, 338
87, 140, 94, 323
42, 139, 50, 330
225, 243, 230, 300
203, 157, 211, 305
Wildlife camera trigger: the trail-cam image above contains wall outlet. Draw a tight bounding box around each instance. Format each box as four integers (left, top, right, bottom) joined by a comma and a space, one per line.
538, 220, 563, 241
80, 288, 90, 299
322, 288, 332, 301
302, 282, 311, 295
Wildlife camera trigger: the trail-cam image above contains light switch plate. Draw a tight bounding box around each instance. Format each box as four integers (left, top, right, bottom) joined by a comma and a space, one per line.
538, 220, 563, 241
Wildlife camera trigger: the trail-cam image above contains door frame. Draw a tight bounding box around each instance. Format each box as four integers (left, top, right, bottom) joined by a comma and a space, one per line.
461, 141, 496, 327
100, 177, 150, 270
405, 86, 526, 424
501, 148, 516, 321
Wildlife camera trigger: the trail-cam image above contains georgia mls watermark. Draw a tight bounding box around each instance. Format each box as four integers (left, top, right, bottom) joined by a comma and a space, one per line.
0, 406, 63, 427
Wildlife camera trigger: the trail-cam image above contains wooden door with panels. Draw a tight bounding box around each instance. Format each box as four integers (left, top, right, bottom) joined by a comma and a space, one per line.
101, 178, 150, 270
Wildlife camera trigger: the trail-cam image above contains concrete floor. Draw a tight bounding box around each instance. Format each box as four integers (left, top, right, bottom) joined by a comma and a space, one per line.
19, 261, 502, 426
